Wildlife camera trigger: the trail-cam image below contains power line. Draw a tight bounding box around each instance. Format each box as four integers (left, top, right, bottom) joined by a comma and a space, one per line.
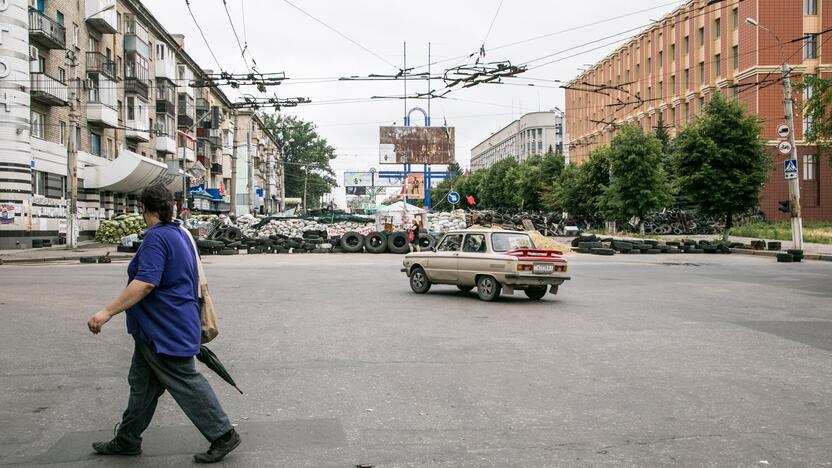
280, 0, 400, 71
479, 0, 505, 59
184, 0, 224, 72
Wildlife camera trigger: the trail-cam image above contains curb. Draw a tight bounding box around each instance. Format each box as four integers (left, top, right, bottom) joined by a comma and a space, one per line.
0, 254, 133, 265
731, 248, 832, 262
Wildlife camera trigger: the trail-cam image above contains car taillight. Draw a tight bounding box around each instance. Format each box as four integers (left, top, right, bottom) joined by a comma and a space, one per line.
555, 264, 568, 272
517, 264, 533, 271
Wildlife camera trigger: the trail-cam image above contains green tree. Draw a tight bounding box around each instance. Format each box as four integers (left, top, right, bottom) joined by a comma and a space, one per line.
263, 114, 337, 210
460, 169, 486, 208
671, 93, 769, 240
602, 124, 673, 235
800, 75, 832, 162
480, 158, 519, 210
508, 155, 544, 211
546, 146, 611, 225
447, 161, 464, 179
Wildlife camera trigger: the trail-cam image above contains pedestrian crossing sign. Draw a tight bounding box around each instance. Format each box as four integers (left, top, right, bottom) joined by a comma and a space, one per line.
784, 159, 798, 180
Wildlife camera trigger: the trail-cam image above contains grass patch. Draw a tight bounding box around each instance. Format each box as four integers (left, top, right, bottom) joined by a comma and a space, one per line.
731, 221, 832, 245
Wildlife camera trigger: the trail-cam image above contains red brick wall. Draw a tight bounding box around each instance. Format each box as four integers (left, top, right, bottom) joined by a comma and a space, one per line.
761, 147, 832, 221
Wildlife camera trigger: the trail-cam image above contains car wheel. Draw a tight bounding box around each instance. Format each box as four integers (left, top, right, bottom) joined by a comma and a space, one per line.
409, 267, 431, 294
457, 285, 474, 292
476, 276, 501, 302
524, 286, 547, 300
340, 232, 365, 253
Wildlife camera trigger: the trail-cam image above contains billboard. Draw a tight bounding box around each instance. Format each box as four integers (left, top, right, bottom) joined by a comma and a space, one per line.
375, 175, 404, 187
404, 174, 424, 199
344, 171, 373, 187
379, 126, 455, 164
346, 186, 367, 196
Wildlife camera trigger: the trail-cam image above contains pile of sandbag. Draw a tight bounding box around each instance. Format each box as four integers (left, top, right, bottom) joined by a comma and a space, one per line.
427, 210, 468, 235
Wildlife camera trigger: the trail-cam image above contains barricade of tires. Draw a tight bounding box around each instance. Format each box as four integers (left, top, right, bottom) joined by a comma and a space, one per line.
336, 231, 437, 254
570, 234, 734, 256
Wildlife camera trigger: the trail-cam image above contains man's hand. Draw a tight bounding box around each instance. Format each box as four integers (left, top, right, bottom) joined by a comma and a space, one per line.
88, 309, 113, 334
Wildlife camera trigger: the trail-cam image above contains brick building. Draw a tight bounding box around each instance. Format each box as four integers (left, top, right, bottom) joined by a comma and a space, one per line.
0, 0, 282, 248
565, 0, 832, 221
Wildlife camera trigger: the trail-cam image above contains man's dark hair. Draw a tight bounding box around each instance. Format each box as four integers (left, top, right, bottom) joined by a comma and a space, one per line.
140, 184, 175, 223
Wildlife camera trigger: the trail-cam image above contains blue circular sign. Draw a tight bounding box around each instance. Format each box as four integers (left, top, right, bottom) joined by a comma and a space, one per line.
447, 191, 460, 205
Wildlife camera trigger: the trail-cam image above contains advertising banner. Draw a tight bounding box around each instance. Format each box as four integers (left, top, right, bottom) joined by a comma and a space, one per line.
0, 203, 16, 224
344, 172, 374, 187
404, 174, 424, 199
379, 126, 455, 164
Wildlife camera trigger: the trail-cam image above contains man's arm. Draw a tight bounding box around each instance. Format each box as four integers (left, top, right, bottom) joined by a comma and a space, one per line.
88, 280, 155, 334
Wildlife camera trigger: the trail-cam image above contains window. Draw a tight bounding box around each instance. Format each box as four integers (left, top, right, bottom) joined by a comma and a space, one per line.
647, 57, 652, 74
127, 96, 135, 120
684, 36, 689, 54
106, 138, 113, 159
804, 34, 818, 59
75, 127, 81, 150
733, 85, 739, 99
670, 43, 676, 62
90, 132, 101, 156
803, 154, 817, 180
88, 37, 98, 53
491, 233, 534, 252
684, 102, 690, 123
462, 234, 487, 253
698, 27, 705, 46
714, 18, 720, 38
636, 63, 640, 78
55, 10, 64, 26
72, 23, 79, 48
804, 75, 815, 135
670, 106, 676, 124
60, 121, 66, 145
699, 96, 705, 114
805, 0, 818, 15
714, 54, 721, 77
58, 67, 65, 83
658, 51, 663, 68
699, 61, 705, 83
658, 81, 663, 98
437, 234, 463, 252
116, 12, 121, 32
732, 8, 739, 29
30, 111, 45, 139
118, 100, 123, 122
733, 45, 739, 69
684, 68, 690, 89
32, 171, 48, 196
671, 75, 676, 94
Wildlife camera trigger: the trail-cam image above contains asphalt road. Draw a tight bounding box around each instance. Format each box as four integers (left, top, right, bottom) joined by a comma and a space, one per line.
0, 252, 830, 467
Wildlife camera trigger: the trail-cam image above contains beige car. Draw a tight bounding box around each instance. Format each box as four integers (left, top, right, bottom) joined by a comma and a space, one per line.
401, 230, 570, 301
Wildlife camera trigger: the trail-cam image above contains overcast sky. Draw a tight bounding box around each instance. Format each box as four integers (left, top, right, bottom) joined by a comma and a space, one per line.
143, 0, 685, 207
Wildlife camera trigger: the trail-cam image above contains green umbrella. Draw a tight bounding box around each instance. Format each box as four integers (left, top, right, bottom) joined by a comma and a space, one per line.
197, 345, 243, 394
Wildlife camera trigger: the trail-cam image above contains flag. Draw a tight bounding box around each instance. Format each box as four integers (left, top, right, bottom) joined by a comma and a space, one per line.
466, 195, 476, 205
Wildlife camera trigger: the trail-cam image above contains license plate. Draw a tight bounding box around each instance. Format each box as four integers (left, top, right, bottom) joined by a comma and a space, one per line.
533, 263, 554, 274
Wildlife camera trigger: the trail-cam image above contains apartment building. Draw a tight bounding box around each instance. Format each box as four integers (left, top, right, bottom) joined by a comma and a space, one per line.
0, 0, 283, 248
233, 109, 282, 215
565, 0, 831, 221
470, 111, 566, 171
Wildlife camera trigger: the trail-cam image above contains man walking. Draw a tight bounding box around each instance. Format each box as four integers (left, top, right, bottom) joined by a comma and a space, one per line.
87, 184, 240, 463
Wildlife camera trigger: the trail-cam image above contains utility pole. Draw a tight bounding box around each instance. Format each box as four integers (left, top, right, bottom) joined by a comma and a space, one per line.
247, 129, 255, 214
747, 18, 803, 250
65, 50, 79, 249
302, 164, 308, 214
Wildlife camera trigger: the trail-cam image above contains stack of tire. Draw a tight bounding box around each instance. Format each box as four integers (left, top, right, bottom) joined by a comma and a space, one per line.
196, 225, 243, 256
678, 240, 730, 254
777, 249, 803, 263
338, 231, 437, 254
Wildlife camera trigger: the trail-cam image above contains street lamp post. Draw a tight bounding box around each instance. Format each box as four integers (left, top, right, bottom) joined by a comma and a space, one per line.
746, 17, 804, 250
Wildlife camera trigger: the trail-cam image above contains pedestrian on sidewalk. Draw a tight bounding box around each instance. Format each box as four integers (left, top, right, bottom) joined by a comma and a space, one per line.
408, 221, 421, 253
86, 184, 240, 464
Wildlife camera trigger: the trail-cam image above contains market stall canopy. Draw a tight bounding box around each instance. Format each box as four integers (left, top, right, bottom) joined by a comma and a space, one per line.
85, 150, 184, 194
375, 201, 425, 214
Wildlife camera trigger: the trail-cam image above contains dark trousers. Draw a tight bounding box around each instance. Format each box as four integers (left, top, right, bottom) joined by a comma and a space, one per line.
116, 337, 232, 448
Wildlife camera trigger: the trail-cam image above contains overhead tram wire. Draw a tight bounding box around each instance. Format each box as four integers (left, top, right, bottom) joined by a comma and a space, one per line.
281, 0, 400, 71
184, 0, 224, 73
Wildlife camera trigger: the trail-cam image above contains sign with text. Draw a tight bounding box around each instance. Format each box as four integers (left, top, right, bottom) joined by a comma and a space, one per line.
344, 172, 374, 187
404, 173, 425, 199
379, 126, 455, 164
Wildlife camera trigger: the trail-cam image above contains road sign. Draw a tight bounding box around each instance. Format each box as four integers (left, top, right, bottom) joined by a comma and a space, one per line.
777, 141, 793, 155
784, 159, 798, 180
447, 191, 460, 205
777, 124, 790, 139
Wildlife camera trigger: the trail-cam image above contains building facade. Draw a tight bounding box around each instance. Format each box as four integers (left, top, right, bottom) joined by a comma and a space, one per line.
470, 111, 566, 171
0, 0, 282, 248
565, 0, 832, 221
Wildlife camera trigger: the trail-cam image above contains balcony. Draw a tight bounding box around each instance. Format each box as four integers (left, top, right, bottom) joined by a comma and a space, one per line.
87, 101, 118, 128
155, 79, 176, 115
178, 113, 194, 128
28, 9, 66, 49
85, 0, 117, 34
124, 62, 150, 100
86, 52, 116, 81
177, 146, 195, 163
123, 17, 150, 57
155, 135, 176, 154
30, 73, 68, 106
211, 163, 223, 174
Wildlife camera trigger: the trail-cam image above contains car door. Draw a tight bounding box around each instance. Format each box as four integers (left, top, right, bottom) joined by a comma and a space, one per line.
457, 233, 488, 286
427, 233, 463, 284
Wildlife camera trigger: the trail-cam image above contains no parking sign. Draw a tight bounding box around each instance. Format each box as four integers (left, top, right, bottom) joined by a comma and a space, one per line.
447, 191, 460, 205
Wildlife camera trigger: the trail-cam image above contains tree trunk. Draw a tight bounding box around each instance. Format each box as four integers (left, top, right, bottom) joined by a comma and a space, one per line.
723, 212, 733, 242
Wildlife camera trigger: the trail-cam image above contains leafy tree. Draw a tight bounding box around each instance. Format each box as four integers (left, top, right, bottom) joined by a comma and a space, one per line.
546, 146, 611, 226
654, 112, 673, 178
671, 93, 769, 240
447, 161, 464, 179
480, 158, 519, 210
800, 75, 832, 163
602, 124, 673, 235
508, 155, 544, 211
430, 177, 456, 208
262, 114, 337, 210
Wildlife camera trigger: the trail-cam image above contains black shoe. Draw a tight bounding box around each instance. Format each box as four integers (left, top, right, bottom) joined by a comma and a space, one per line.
91, 438, 142, 456
193, 429, 241, 464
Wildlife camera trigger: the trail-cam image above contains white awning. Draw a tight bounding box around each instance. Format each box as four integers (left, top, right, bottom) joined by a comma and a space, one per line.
85, 150, 184, 194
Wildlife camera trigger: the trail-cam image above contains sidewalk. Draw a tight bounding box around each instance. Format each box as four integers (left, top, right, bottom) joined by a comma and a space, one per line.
0, 241, 132, 264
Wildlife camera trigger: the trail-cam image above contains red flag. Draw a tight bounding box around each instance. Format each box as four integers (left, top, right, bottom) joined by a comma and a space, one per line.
466, 195, 476, 205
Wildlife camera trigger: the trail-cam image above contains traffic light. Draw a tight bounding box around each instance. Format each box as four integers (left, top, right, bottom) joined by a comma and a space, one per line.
778, 200, 790, 213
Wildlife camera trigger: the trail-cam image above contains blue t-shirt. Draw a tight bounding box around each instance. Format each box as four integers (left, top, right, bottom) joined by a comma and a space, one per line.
126, 221, 201, 357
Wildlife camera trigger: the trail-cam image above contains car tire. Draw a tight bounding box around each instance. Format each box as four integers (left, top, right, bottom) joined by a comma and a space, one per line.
776, 253, 794, 263
418, 234, 436, 250
590, 247, 615, 256
387, 232, 410, 254
364, 231, 387, 253
476, 275, 502, 302
341, 232, 364, 253
457, 285, 474, 292
524, 286, 547, 300
409, 267, 431, 294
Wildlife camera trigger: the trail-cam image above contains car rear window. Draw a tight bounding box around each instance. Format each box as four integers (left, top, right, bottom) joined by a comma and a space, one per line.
491, 233, 535, 252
